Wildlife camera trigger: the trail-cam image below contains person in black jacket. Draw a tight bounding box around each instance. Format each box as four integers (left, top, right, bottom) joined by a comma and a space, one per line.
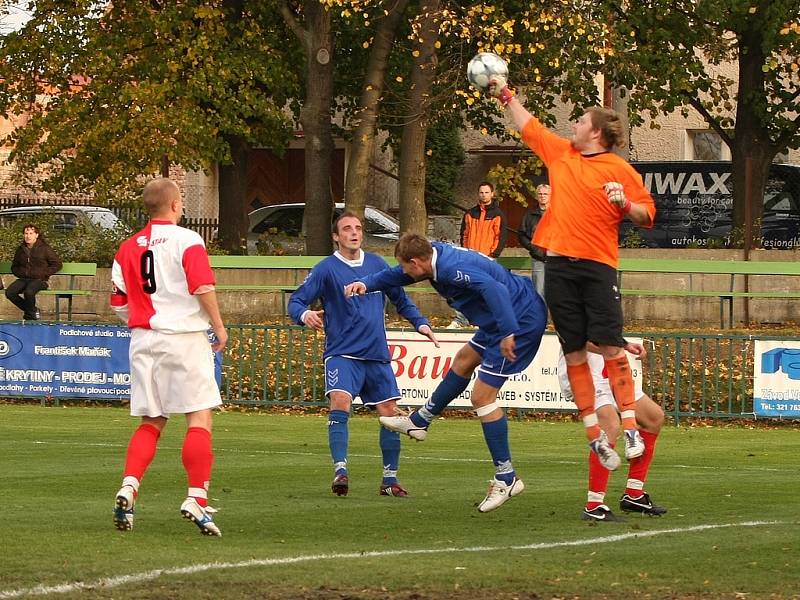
518, 184, 550, 298
5, 224, 62, 320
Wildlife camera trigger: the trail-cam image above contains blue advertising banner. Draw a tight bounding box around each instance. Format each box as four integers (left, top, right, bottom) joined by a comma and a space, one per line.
0, 323, 132, 399
753, 340, 800, 418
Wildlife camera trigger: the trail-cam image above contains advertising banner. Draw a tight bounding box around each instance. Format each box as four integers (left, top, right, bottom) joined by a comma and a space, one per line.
0, 323, 132, 399
753, 340, 800, 417
386, 331, 644, 411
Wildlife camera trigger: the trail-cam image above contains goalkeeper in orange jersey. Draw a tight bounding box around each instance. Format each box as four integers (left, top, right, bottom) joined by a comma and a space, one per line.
489, 75, 656, 470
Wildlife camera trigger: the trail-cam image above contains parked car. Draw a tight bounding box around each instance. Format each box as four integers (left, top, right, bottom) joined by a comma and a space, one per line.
247, 202, 400, 254
619, 162, 800, 248
0, 205, 126, 232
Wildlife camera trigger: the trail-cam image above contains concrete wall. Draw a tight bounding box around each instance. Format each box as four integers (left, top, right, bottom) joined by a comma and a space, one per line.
2, 249, 798, 328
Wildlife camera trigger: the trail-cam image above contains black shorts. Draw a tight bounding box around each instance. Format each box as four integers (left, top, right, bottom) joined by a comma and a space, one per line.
544, 257, 625, 353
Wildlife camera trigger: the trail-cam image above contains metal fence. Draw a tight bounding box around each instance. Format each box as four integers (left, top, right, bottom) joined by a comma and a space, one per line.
219, 325, 796, 423
0, 197, 219, 243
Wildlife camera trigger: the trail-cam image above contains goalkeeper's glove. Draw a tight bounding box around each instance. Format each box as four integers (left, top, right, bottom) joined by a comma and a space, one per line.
488, 76, 514, 106
604, 182, 632, 213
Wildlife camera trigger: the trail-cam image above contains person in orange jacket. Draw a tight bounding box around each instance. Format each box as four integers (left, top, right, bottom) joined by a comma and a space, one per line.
449, 181, 508, 328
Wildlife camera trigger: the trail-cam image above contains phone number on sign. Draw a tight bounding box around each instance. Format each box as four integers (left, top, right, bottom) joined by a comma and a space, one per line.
772, 403, 800, 412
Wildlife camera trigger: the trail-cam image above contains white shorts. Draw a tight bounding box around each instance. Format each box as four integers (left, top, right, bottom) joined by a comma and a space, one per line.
129, 328, 222, 418
557, 352, 644, 410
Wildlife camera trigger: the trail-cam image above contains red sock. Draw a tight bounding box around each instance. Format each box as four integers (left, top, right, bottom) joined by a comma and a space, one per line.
182, 427, 213, 507
122, 424, 161, 488
567, 363, 601, 441
605, 356, 637, 430
586, 445, 614, 510
625, 429, 658, 496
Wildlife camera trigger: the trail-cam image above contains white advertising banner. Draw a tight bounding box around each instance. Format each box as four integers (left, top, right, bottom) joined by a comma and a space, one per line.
383, 331, 643, 411
753, 340, 800, 417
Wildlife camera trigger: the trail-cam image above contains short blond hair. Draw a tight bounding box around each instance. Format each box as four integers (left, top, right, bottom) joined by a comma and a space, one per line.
142, 178, 180, 217
394, 233, 433, 262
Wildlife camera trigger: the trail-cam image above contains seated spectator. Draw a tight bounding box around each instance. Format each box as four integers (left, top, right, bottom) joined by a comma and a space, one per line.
5, 224, 62, 320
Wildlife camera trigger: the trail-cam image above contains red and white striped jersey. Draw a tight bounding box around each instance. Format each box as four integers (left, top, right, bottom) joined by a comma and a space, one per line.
111, 220, 216, 333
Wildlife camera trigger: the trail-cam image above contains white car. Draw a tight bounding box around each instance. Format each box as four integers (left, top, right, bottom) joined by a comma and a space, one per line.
0, 205, 125, 232
248, 202, 400, 254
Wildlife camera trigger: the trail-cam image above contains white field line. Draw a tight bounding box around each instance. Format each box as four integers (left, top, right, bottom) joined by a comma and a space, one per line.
0, 520, 783, 599
24, 439, 788, 472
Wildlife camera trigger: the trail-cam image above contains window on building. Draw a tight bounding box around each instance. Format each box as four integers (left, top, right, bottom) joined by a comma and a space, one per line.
685, 130, 731, 160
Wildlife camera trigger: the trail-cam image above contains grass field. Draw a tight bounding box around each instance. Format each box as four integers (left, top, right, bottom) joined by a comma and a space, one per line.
1, 404, 798, 599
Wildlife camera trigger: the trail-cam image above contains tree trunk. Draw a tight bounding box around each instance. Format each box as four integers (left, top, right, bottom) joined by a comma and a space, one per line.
731, 20, 778, 248
299, 1, 334, 256
344, 0, 410, 220
397, 0, 440, 236
217, 134, 250, 254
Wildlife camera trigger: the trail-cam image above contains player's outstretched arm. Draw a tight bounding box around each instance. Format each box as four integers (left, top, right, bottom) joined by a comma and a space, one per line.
344, 281, 367, 297
418, 324, 440, 348
488, 76, 531, 131
384, 278, 432, 335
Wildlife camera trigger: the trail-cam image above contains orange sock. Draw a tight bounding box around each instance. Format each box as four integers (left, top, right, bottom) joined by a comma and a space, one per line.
626, 429, 658, 496
605, 355, 637, 430
566, 362, 600, 441
182, 427, 214, 507
586, 446, 613, 510
123, 423, 161, 487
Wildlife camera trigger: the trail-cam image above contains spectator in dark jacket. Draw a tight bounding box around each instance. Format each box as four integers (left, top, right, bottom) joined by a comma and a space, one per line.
5, 224, 62, 320
519, 184, 550, 298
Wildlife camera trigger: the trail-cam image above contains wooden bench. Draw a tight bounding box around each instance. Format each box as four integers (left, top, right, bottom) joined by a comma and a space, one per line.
210, 256, 325, 308
617, 258, 800, 327
501, 255, 800, 327
208, 255, 442, 315
0, 261, 97, 320
208, 255, 800, 326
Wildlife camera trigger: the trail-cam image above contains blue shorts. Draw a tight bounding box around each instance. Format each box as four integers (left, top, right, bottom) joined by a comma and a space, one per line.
469, 295, 547, 389
324, 356, 400, 406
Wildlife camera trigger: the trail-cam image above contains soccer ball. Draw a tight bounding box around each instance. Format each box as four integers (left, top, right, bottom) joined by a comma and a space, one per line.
467, 52, 509, 90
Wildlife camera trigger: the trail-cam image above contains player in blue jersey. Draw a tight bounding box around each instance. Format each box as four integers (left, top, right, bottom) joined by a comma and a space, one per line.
344, 233, 548, 512
288, 213, 438, 498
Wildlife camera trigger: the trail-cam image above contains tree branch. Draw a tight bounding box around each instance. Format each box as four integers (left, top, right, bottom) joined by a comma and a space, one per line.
681, 91, 734, 147
277, 0, 308, 49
